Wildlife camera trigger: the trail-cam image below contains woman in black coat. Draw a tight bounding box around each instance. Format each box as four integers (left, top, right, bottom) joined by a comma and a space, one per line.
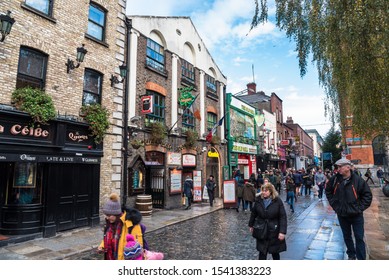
248, 183, 287, 260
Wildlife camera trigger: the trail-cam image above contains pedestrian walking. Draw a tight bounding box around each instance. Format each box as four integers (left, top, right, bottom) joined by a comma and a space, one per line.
249, 183, 287, 260
326, 158, 372, 260
292, 169, 303, 199
97, 193, 148, 260
275, 170, 282, 194
206, 175, 216, 207
285, 175, 295, 213
242, 182, 256, 212
364, 168, 375, 185
303, 169, 313, 196
183, 176, 194, 210
236, 175, 245, 212
376, 167, 384, 187
314, 168, 326, 201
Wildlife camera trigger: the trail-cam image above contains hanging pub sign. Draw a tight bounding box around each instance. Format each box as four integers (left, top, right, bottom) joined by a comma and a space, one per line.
141, 95, 153, 114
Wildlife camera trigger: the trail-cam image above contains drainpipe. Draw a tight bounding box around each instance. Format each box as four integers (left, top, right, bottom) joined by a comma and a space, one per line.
122, 18, 132, 208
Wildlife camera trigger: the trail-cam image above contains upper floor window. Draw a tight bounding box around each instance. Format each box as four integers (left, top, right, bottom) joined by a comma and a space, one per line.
146, 38, 165, 73
82, 69, 102, 105
145, 91, 165, 126
181, 59, 195, 82
207, 112, 217, 132
182, 109, 195, 132
206, 75, 216, 92
25, 0, 53, 16
87, 3, 106, 41
17, 47, 48, 90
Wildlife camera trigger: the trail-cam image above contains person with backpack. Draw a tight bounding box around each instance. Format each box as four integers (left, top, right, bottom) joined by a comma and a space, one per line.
326, 158, 372, 260
303, 169, 313, 196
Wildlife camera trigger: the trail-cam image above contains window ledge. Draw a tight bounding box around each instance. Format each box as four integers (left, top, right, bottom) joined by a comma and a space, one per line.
21, 3, 57, 23
145, 64, 168, 78
85, 34, 109, 48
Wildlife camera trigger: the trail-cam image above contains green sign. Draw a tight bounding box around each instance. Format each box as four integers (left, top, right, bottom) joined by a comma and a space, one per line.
178, 86, 195, 106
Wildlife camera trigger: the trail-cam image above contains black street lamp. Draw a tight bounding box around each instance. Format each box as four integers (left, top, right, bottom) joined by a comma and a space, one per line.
0, 10, 15, 42
66, 44, 88, 73
110, 63, 127, 87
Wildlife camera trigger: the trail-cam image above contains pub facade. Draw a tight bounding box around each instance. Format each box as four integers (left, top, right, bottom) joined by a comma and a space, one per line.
0, 109, 101, 237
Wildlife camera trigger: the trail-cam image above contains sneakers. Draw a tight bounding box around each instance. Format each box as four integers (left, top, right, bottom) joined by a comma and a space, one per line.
348, 256, 356, 260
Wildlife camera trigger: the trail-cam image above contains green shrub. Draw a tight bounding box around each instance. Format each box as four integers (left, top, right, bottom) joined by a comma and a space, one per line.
11, 87, 56, 124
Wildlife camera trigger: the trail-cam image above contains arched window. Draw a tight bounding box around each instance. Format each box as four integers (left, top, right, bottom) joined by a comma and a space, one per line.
17, 47, 48, 90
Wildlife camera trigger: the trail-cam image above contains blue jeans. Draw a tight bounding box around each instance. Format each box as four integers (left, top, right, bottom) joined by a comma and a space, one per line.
244, 200, 253, 211
337, 214, 366, 259
237, 197, 244, 210
286, 191, 295, 211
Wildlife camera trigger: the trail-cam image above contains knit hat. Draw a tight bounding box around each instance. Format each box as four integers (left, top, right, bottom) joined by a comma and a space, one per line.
123, 234, 143, 260
103, 193, 122, 216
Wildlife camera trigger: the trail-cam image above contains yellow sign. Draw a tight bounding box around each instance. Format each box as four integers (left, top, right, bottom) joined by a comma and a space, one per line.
208, 150, 219, 158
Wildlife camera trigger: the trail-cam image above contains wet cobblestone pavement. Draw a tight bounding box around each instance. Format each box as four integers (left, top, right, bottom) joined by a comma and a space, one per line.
71, 192, 317, 260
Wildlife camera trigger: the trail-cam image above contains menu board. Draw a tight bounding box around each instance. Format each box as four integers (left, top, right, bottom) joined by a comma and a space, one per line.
193, 170, 202, 202
223, 180, 237, 208
170, 169, 182, 194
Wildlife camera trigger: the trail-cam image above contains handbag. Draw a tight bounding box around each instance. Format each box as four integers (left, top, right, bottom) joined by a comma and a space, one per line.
182, 196, 187, 206
252, 218, 268, 240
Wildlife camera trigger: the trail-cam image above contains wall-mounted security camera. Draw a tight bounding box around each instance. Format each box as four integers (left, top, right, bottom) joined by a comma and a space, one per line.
131, 132, 138, 137
130, 116, 141, 123
202, 147, 207, 152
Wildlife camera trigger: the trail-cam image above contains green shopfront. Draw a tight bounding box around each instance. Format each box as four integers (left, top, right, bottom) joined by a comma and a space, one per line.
225, 94, 259, 180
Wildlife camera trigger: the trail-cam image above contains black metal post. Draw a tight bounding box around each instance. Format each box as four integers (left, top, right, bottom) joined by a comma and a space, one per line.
122, 18, 132, 208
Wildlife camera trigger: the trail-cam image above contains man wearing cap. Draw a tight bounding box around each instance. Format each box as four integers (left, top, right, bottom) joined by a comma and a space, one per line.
326, 158, 372, 260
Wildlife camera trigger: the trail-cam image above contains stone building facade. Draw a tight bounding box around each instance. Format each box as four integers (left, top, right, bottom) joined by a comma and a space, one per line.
0, 0, 126, 237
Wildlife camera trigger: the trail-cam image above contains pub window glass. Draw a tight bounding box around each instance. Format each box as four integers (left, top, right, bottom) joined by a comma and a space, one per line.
128, 160, 146, 195
7, 162, 42, 205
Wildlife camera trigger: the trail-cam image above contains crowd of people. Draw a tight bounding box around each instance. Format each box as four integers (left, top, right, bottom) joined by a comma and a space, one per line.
244, 159, 373, 260
98, 160, 377, 261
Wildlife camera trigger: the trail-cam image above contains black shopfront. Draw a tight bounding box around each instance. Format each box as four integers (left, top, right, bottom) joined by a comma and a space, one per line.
0, 110, 101, 237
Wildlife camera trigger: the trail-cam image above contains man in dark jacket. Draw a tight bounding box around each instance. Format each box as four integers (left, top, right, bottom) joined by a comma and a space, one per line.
183, 176, 193, 210
206, 175, 216, 207
326, 158, 372, 260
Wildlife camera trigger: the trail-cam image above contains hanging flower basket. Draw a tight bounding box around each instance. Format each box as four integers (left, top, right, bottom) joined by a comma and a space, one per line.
130, 139, 144, 149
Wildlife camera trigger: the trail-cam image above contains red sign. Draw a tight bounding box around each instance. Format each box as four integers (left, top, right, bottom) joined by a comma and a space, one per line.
141, 95, 153, 114
280, 140, 290, 146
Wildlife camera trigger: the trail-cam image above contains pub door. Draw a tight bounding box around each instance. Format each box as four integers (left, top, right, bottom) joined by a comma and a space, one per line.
206, 156, 220, 197
46, 164, 98, 232
146, 168, 164, 209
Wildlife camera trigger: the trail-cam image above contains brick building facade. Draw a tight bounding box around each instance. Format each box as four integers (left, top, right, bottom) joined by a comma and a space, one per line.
0, 0, 126, 237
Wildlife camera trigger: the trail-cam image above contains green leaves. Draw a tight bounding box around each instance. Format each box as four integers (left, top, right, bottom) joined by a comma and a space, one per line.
250, 0, 389, 136
11, 87, 56, 124
80, 104, 110, 144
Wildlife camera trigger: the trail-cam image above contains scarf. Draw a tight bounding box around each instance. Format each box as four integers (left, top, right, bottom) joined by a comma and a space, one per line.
103, 219, 123, 260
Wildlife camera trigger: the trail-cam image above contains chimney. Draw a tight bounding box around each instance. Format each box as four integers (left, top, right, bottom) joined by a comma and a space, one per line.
247, 82, 256, 95
286, 116, 294, 124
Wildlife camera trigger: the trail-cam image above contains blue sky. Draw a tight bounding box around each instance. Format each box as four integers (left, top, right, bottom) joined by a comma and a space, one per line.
127, 0, 333, 137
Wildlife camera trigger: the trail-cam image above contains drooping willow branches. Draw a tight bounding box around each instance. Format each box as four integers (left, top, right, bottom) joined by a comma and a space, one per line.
251, 0, 389, 137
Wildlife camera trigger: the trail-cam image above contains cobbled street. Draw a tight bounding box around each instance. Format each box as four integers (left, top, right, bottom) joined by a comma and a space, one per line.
71, 192, 316, 260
